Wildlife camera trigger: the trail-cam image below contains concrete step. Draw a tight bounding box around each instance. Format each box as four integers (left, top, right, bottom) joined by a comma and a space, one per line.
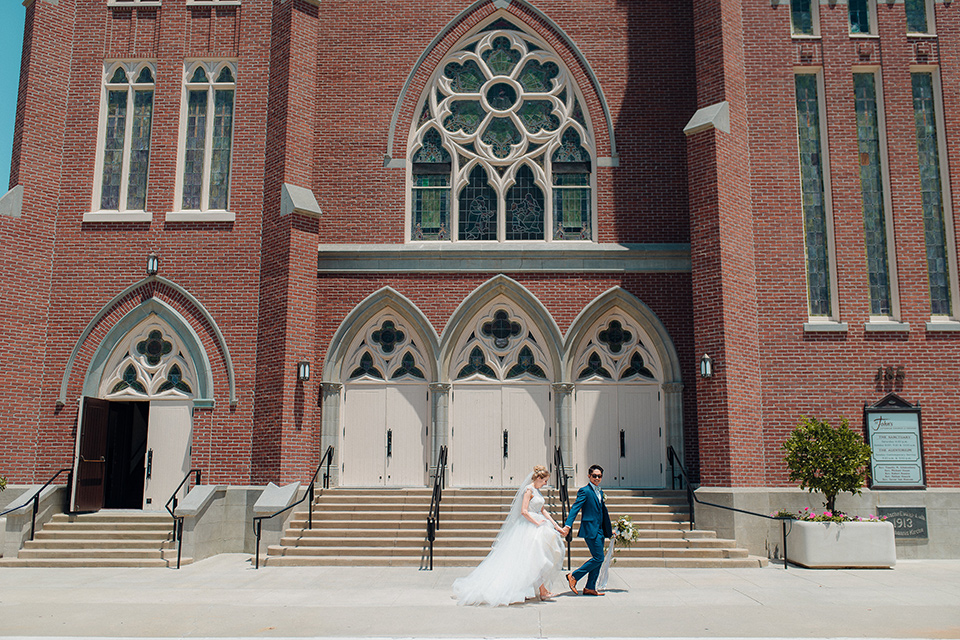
260, 555, 766, 568
23, 538, 176, 550
17, 548, 174, 560
0, 557, 192, 568
33, 530, 174, 541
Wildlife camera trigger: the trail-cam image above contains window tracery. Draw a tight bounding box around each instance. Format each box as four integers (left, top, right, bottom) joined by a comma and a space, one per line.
409, 19, 595, 242
574, 312, 660, 382
451, 301, 551, 381
344, 313, 430, 382
99, 319, 197, 399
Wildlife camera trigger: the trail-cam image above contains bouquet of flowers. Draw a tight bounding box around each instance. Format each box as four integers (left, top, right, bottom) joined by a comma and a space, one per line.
612, 514, 640, 550
771, 507, 887, 523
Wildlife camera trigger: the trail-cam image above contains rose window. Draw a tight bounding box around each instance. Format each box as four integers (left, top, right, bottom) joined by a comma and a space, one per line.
410, 20, 594, 242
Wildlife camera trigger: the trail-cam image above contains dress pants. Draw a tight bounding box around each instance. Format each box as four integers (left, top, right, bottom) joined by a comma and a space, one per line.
572, 533, 605, 590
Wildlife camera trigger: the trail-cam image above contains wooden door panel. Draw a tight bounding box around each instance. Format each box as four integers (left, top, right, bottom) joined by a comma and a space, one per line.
451, 386, 501, 487
74, 397, 110, 512
501, 385, 550, 486
619, 386, 663, 488
384, 385, 428, 486
574, 386, 619, 487
341, 386, 388, 486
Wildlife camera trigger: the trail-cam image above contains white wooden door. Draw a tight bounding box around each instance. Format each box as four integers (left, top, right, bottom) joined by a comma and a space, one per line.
341, 386, 388, 486
384, 385, 428, 486
143, 400, 192, 511
574, 386, 619, 486
501, 385, 551, 486
618, 385, 663, 487
451, 386, 502, 487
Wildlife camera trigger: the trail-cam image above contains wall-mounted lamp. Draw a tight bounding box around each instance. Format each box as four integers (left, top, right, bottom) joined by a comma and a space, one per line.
146, 253, 159, 276
699, 353, 713, 378
297, 361, 311, 382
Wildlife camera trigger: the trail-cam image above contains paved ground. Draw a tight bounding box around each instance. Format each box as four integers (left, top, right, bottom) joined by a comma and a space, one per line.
0, 555, 958, 639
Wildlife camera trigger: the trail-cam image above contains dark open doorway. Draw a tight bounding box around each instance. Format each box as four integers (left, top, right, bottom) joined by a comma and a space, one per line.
75, 398, 149, 511
103, 401, 149, 509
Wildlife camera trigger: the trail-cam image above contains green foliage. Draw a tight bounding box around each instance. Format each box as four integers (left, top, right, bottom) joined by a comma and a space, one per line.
782, 416, 872, 513
0, 475, 6, 492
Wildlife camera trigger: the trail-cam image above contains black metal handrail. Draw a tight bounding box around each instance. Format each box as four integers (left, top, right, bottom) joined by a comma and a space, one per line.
252, 445, 335, 569
424, 445, 448, 571
165, 468, 202, 569
553, 446, 573, 571
667, 446, 792, 569
0, 467, 73, 542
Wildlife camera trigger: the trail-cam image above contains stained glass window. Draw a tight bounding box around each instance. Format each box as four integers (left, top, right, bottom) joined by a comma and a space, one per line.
791, 0, 815, 35
457, 346, 497, 379
911, 72, 953, 316
906, 0, 929, 33
97, 62, 155, 212
578, 352, 612, 380
180, 61, 237, 211
506, 346, 547, 379
795, 74, 832, 317
459, 166, 497, 241
350, 352, 384, 380
410, 20, 594, 241
853, 73, 892, 316
849, 0, 872, 34
505, 166, 544, 240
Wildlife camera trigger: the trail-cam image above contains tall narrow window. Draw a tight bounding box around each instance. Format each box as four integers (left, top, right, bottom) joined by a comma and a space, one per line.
178, 61, 236, 212
95, 62, 155, 212
791, 0, 817, 36
853, 72, 893, 317
911, 71, 953, 316
849, 0, 874, 34
408, 18, 596, 242
906, 0, 932, 34
795, 73, 833, 318
411, 129, 451, 240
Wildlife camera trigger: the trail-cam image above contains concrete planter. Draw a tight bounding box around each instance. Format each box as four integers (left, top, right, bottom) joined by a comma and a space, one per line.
786, 520, 896, 568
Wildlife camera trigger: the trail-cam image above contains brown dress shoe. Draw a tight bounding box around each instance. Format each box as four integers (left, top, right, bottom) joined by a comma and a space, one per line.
583, 588, 605, 596
566, 573, 579, 595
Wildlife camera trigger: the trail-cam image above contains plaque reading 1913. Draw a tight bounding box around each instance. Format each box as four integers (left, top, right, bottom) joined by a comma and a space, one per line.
864, 393, 925, 489
877, 507, 928, 539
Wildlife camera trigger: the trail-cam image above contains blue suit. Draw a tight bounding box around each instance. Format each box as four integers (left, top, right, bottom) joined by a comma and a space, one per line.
564, 484, 613, 590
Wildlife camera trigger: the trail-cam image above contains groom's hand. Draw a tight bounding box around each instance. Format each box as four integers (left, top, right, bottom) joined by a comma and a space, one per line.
561, 525, 571, 535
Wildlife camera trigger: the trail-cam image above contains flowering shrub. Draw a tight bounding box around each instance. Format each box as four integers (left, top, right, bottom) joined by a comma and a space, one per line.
612, 514, 640, 549
772, 507, 887, 523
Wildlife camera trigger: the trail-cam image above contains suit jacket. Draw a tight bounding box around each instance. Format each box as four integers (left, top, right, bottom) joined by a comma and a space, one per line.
564, 484, 613, 539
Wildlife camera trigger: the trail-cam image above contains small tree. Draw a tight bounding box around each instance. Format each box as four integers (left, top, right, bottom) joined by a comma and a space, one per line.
0, 475, 6, 492
782, 416, 872, 514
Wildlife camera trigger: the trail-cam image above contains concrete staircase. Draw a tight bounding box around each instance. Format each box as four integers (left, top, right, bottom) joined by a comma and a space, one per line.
0, 511, 188, 568
263, 488, 767, 568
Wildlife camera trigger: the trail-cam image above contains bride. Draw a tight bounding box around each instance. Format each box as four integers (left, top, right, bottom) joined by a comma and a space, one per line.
453, 464, 567, 606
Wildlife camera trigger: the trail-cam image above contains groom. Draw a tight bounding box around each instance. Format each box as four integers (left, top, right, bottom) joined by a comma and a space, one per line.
561, 464, 612, 596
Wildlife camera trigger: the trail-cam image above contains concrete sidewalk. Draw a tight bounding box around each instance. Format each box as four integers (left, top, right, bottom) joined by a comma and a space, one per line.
0, 555, 958, 639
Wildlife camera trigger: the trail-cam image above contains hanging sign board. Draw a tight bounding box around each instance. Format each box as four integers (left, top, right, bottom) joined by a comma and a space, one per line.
864, 393, 925, 489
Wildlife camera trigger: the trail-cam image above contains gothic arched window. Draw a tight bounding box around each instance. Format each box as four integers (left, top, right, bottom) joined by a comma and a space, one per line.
408, 19, 594, 242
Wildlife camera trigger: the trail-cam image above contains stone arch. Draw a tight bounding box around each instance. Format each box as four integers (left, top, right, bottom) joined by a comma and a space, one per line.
386, 3, 617, 168
563, 287, 685, 479
323, 287, 441, 384
58, 276, 234, 408
439, 274, 562, 383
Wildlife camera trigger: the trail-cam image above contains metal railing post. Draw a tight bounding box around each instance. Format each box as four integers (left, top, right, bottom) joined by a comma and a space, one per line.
30, 494, 39, 541
781, 518, 789, 570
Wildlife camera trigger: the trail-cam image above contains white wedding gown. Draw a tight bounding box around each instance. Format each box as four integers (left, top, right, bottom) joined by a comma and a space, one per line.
453, 483, 565, 606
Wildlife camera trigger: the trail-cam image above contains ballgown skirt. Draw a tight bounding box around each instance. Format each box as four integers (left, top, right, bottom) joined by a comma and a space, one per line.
453, 517, 565, 606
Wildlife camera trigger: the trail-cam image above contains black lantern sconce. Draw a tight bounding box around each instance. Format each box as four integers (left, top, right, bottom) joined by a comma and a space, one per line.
146, 253, 159, 276
297, 361, 311, 382
699, 353, 713, 378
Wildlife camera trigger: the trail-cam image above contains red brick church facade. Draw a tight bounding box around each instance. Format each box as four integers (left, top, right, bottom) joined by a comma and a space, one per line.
1, 0, 957, 556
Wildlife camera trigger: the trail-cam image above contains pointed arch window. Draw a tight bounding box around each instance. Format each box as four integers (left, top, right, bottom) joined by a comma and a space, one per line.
93, 61, 156, 213
176, 60, 237, 213
408, 19, 595, 242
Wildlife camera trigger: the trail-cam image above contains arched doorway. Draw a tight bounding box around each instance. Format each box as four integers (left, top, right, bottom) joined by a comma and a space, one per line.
448, 299, 555, 487
339, 312, 431, 487
570, 311, 665, 488
73, 315, 199, 511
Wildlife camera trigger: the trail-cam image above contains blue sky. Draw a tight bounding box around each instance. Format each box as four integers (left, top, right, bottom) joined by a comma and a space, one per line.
0, 4, 24, 189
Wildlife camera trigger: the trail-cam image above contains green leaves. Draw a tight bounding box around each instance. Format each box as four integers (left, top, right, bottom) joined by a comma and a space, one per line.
0, 475, 6, 492
782, 416, 872, 513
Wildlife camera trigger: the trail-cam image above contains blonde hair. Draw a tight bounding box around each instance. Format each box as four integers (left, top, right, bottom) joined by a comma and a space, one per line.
532, 465, 550, 480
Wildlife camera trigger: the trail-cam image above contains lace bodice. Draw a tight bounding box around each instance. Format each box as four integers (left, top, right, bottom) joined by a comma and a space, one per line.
527, 485, 545, 516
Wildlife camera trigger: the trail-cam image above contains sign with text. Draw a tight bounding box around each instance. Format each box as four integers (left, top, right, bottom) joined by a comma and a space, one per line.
877, 507, 928, 539
865, 394, 925, 489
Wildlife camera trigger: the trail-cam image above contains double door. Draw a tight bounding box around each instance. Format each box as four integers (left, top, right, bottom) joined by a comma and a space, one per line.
340, 384, 428, 486
573, 384, 662, 488
72, 397, 192, 511
450, 384, 551, 487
